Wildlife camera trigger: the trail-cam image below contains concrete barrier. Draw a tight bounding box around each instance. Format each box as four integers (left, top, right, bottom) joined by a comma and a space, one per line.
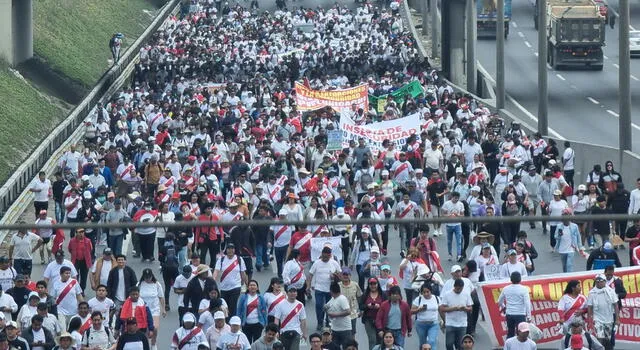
0, 0, 182, 240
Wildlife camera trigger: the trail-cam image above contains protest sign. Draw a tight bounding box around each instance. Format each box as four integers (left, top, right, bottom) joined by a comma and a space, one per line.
483, 264, 502, 281
369, 80, 424, 113
339, 112, 420, 151
310, 237, 343, 261
295, 82, 368, 112
477, 266, 640, 347
326, 130, 342, 151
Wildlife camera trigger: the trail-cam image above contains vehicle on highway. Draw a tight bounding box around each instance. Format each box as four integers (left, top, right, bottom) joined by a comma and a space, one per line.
630, 30, 640, 57
535, 0, 606, 70
477, 0, 512, 38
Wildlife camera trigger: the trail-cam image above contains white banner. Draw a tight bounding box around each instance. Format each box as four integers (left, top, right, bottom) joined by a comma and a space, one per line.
310, 237, 343, 261
339, 112, 421, 151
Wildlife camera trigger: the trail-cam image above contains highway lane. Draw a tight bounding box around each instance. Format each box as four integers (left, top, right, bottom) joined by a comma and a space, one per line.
476, 0, 640, 150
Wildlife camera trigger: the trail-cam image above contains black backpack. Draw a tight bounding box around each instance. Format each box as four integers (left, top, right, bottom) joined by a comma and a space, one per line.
564, 332, 593, 349
162, 241, 179, 268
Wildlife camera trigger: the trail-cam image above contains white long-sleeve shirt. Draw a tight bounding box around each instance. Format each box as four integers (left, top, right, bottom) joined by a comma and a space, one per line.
497, 284, 532, 317
629, 188, 640, 214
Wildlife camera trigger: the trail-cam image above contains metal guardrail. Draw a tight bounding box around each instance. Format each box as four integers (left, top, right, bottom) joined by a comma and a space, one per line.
0, 0, 181, 221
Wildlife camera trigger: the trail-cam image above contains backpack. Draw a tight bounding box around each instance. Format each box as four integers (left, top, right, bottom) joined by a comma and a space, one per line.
84, 325, 111, 347
162, 241, 179, 268
564, 332, 593, 349
360, 169, 374, 191
109, 36, 116, 49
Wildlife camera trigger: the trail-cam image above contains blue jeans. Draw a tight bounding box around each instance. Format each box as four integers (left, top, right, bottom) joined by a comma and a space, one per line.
560, 251, 575, 272
314, 290, 331, 328
389, 329, 405, 348
255, 243, 268, 268
13, 259, 32, 276
416, 321, 439, 350
446, 225, 462, 256
107, 234, 124, 256
54, 201, 65, 223
178, 246, 188, 268
274, 246, 288, 278
445, 326, 466, 350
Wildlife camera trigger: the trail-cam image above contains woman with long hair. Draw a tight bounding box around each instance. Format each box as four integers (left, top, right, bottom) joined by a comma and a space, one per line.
474, 243, 499, 282
198, 287, 228, 317
138, 268, 165, 349
236, 280, 268, 344
349, 227, 379, 290
556, 279, 587, 335
411, 284, 440, 350
359, 277, 387, 350
572, 184, 591, 247
263, 277, 285, 324
399, 247, 423, 304
282, 249, 307, 304
372, 330, 404, 350
67, 316, 83, 346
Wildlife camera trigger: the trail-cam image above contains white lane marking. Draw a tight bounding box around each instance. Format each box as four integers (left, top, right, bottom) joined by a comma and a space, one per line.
631, 25, 637, 31
506, 95, 566, 140
632, 75, 639, 81
556, 74, 566, 81
512, 21, 518, 28
524, 41, 532, 48
607, 110, 619, 117
587, 97, 600, 105
518, 31, 525, 38
570, 85, 578, 90
613, 63, 620, 69
604, 55, 609, 60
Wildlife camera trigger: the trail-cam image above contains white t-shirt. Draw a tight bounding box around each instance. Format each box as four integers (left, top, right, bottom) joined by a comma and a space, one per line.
90, 259, 113, 286
44, 260, 78, 285
139, 281, 164, 316
274, 300, 306, 334
173, 275, 190, 307
412, 295, 440, 323
441, 290, 473, 327
52, 278, 83, 316
503, 336, 538, 350
264, 292, 286, 316
215, 255, 246, 291
198, 310, 215, 332
198, 298, 228, 314
441, 200, 465, 226
586, 286, 618, 324
325, 295, 351, 331
0, 267, 16, 291
30, 179, 51, 202
88, 297, 115, 324
32, 327, 46, 350
562, 148, 575, 170
10, 232, 41, 260
309, 258, 341, 293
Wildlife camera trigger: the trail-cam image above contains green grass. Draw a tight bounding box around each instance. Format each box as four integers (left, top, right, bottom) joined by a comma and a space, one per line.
0, 62, 65, 183
33, 0, 160, 87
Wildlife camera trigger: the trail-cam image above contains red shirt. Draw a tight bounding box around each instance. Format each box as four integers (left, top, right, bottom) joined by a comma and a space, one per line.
289, 230, 312, 263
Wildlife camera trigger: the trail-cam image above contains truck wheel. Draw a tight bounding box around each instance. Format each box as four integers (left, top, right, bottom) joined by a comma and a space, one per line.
551, 49, 558, 70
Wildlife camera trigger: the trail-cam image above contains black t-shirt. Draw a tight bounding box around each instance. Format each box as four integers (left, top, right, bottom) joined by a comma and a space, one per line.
116, 331, 150, 350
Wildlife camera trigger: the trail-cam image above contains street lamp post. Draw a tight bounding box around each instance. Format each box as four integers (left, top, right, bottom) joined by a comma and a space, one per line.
496, 0, 505, 108
620, 0, 632, 151
538, 0, 548, 136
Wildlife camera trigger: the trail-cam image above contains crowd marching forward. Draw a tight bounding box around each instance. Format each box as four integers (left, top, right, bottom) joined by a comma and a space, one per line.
7, 1, 639, 350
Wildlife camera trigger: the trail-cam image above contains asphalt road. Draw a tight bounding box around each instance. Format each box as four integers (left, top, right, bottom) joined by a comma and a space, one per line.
476, 0, 640, 150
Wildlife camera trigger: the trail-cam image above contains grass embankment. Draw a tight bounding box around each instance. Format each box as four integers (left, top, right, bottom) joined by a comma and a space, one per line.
34, 0, 160, 87
0, 63, 65, 182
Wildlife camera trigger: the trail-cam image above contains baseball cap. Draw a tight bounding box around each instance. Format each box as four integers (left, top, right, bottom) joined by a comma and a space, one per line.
229, 316, 242, 326
507, 249, 517, 255
481, 242, 491, 249
381, 264, 391, 271
183, 313, 196, 324
6, 321, 17, 329
103, 247, 113, 255
603, 242, 614, 252
518, 322, 530, 333
322, 246, 332, 254
125, 317, 137, 324
595, 274, 606, 281
370, 246, 380, 254
321, 327, 332, 334
451, 265, 462, 273
213, 311, 225, 320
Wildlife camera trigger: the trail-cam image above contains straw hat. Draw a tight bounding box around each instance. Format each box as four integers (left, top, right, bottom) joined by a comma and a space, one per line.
56, 331, 75, 345
472, 231, 495, 245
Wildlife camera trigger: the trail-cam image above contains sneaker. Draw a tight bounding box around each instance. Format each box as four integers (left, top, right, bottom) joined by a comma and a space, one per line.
542, 229, 548, 235
448, 255, 453, 261
400, 250, 406, 259
457, 255, 464, 263
529, 223, 536, 229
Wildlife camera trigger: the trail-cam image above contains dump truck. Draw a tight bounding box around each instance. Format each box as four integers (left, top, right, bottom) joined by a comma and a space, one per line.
535, 0, 606, 70
477, 0, 512, 38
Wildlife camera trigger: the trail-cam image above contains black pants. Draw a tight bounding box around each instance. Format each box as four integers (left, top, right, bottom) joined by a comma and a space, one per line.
296, 285, 307, 305
75, 260, 89, 291
13, 259, 32, 276
280, 330, 300, 350
34, 201, 48, 219
241, 255, 254, 281
564, 169, 575, 188
156, 237, 166, 260
199, 239, 220, 267
506, 314, 526, 338
550, 225, 558, 249
162, 265, 179, 303
462, 223, 471, 257
221, 288, 241, 319
467, 291, 480, 335
139, 232, 156, 260
178, 306, 187, 326
243, 323, 264, 344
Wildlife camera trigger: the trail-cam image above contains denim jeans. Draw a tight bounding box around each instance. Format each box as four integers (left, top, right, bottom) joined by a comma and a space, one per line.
108, 234, 124, 256
274, 246, 288, 278
54, 201, 65, 223
314, 290, 331, 328
389, 328, 405, 348
416, 321, 439, 350
13, 259, 32, 276
446, 224, 463, 256
445, 326, 466, 350
255, 243, 268, 268
178, 246, 188, 268
560, 251, 575, 272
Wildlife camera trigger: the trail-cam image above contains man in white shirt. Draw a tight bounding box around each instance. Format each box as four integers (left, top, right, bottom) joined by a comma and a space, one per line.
497, 272, 532, 339
324, 282, 352, 345
51, 266, 84, 330
562, 141, 575, 188
307, 246, 341, 330
439, 279, 473, 350
587, 274, 619, 350
87, 285, 115, 326
9, 226, 43, 276
274, 286, 308, 350
441, 192, 465, 262
43, 251, 78, 285
29, 171, 51, 218
213, 244, 247, 318
423, 141, 443, 175
628, 178, 640, 215
441, 265, 475, 296
500, 250, 528, 279
0, 288, 18, 321
503, 322, 537, 350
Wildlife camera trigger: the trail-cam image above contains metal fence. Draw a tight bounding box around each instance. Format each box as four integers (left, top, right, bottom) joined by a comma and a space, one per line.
0, 0, 181, 219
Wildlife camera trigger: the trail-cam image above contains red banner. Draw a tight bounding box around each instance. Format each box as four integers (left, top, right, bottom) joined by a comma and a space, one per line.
477, 266, 640, 347
294, 82, 368, 112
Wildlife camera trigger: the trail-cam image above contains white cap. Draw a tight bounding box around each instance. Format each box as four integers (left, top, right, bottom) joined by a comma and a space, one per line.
183, 313, 196, 324
81, 175, 90, 181
415, 169, 423, 174
371, 246, 380, 254
83, 191, 92, 199
229, 316, 242, 326
381, 170, 390, 176
361, 227, 371, 234
367, 183, 376, 189
451, 265, 462, 273
471, 186, 481, 192
213, 311, 225, 320
336, 207, 345, 216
